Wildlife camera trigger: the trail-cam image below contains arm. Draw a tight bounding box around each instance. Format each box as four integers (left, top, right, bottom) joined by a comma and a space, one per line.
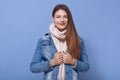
73, 38, 89, 72
30, 38, 52, 73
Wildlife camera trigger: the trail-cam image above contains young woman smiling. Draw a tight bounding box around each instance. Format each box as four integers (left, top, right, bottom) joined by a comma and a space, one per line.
30, 4, 89, 80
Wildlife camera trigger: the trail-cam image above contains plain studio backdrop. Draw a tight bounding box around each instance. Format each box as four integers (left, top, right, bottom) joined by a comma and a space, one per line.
0, 0, 120, 80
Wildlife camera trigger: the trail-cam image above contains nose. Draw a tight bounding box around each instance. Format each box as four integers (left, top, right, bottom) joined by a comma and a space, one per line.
60, 17, 64, 21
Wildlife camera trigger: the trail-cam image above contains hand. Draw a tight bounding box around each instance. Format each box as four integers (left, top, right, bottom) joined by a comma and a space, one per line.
50, 52, 63, 67
62, 51, 76, 65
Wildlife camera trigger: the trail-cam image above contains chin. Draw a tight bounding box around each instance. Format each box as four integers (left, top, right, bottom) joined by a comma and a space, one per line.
57, 27, 66, 31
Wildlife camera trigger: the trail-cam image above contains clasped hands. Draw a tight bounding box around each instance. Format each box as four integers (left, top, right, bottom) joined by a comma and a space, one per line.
50, 51, 76, 67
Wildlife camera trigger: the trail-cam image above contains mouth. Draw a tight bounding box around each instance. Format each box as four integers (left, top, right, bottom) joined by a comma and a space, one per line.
59, 23, 66, 26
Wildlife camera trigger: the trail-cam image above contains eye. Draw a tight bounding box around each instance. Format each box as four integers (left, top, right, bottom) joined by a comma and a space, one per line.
64, 15, 68, 18
56, 15, 61, 18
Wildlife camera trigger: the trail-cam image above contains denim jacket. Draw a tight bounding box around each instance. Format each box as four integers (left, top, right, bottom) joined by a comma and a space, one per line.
30, 33, 89, 80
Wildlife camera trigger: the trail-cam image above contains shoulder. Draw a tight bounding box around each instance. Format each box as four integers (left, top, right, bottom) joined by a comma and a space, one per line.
79, 36, 85, 44
38, 33, 51, 41
37, 33, 51, 45
79, 36, 86, 48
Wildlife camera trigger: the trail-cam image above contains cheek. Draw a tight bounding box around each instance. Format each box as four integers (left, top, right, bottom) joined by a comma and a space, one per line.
65, 19, 68, 23
53, 18, 58, 23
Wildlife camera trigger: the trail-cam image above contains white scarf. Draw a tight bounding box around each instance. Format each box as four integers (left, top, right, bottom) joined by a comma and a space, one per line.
49, 23, 67, 80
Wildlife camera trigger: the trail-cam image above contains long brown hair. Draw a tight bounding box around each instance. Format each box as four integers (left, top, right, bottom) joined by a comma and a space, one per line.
52, 4, 81, 59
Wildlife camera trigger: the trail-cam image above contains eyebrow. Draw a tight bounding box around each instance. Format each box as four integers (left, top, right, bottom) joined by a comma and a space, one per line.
55, 14, 68, 17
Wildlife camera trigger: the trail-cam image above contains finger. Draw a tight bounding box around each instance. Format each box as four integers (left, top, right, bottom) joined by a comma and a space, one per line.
63, 57, 66, 63
57, 54, 62, 60
58, 53, 62, 57
62, 52, 66, 57
63, 52, 68, 56
62, 51, 66, 54
63, 55, 67, 62
57, 58, 60, 64
63, 53, 67, 58
58, 59, 63, 64
54, 53, 58, 57
56, 53, 62, 59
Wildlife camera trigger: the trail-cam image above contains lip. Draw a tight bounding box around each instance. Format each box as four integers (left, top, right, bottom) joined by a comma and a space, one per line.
59, 23, 66, 26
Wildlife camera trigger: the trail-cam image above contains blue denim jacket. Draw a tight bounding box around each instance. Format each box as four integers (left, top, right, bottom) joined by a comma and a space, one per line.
30, 33, 89, 80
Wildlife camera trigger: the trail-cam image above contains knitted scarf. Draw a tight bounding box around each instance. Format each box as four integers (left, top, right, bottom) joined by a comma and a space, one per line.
49, 23, 67, 80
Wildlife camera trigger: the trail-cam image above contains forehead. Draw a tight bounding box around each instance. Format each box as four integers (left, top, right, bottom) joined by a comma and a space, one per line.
54, 9, 67, 15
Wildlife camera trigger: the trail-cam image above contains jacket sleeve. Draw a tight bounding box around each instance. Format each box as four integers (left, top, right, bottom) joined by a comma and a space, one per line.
30, 38, 52, 73
73, 38, 89, 72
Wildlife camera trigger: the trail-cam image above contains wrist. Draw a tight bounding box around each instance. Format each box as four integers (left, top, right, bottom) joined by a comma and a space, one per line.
71, 58, 76, 66
50, 60, 55, 67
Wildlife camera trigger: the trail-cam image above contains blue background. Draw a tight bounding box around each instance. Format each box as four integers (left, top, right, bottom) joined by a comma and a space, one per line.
0, 0, 120, 80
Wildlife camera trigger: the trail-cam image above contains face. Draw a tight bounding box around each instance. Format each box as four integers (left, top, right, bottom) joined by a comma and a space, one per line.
53, 9, 68, 31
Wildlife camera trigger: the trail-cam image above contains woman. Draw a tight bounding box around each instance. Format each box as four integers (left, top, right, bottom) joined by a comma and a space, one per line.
30, 4, 89, 80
